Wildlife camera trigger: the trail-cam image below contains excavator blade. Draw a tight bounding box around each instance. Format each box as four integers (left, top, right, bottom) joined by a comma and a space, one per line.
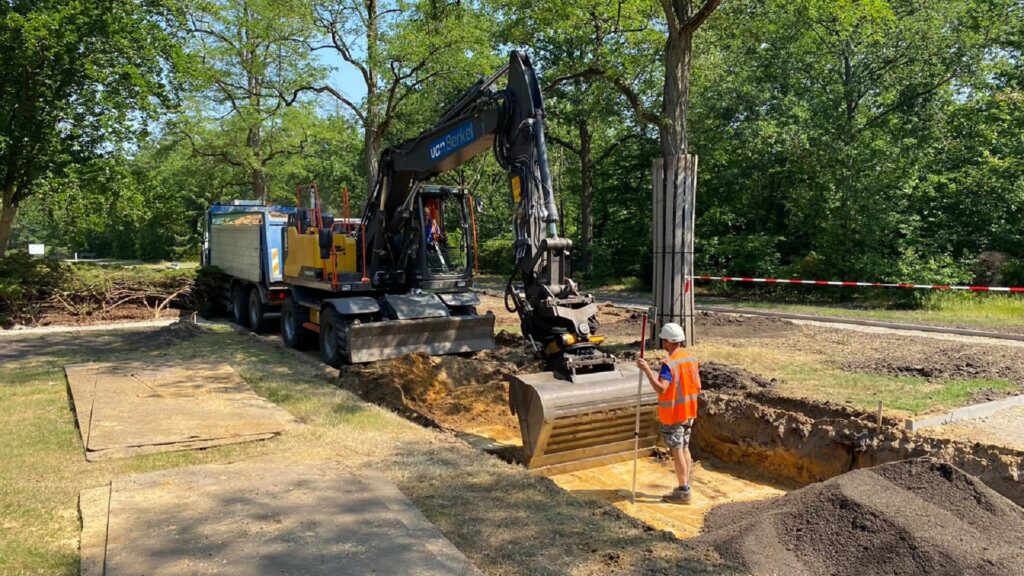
347, 315, 496, 363
508, 364, 661, 475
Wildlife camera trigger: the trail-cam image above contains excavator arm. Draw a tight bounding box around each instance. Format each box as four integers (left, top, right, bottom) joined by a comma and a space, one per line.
364, 51, 607, 374
363, 51, 659, 474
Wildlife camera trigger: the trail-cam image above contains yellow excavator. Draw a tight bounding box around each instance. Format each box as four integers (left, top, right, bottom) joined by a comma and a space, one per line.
279, 51, 659, 474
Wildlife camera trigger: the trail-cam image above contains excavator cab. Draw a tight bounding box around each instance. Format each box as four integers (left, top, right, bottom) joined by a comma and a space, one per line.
415, 186, 472, 289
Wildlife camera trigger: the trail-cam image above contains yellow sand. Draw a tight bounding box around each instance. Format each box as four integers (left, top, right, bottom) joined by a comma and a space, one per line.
549, 457, 786, 539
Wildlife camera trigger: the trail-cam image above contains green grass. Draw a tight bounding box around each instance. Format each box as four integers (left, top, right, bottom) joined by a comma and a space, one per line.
693, 343, 1018, 415
0, 325, 719, 575
0, 327, 402, 574
707, 292, 1024, 331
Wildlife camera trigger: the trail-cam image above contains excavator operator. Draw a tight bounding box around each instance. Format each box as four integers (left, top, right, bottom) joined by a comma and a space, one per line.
422, 201, 449, 272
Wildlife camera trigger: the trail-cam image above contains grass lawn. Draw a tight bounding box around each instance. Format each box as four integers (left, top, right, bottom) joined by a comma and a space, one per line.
702, 292, 1024, 332
0, 324, 716, 575
692, 342, 1018, 415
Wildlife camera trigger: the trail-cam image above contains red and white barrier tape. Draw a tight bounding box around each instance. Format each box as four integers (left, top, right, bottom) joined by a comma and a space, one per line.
696, 275, 1024, 293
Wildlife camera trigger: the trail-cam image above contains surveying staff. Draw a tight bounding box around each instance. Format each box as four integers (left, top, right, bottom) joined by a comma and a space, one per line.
636, 322, 701, 504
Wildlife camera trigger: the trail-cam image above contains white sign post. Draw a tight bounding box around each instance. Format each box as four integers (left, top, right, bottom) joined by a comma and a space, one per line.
28, 244, 45, 256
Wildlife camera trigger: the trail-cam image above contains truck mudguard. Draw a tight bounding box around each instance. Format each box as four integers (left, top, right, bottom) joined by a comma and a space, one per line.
323, 297, 380, 316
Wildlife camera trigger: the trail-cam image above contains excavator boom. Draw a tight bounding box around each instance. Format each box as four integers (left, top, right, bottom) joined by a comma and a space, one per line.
366, 51, 660, 473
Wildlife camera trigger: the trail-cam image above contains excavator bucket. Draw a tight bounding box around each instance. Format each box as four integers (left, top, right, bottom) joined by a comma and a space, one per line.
509, 364, 661, 475
346, 315, 496, 363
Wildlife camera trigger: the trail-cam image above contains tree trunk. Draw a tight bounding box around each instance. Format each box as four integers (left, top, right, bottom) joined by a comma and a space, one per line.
365, 126, 380, 195
363, 0, 380, 195
660, 26, 693, 159
578, 121, 595, 273
247, 125, 268, 202
0, 184, 18, 258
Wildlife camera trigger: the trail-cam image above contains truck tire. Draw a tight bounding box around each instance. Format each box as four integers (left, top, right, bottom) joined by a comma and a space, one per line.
248, 287, 269, 333
281, 296, 315, 350
231, 284, 250, 328
318, 307, 348, 368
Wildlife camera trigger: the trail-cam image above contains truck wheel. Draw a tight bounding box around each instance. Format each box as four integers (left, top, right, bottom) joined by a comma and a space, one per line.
318, 307, 348, 368
248, 287, 269, 333
231, 284, 250, 328
281, 296, 315, 350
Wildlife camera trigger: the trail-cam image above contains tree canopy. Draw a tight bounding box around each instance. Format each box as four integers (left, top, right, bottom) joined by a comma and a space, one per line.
6, 0, 1024, 288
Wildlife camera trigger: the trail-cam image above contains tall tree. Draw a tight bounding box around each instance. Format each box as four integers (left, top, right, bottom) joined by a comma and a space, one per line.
299, 0, 496, 193
657, 0, 723, 158
0, 0, 180, 256
183, 0, 321, 203
688, 0, 1017, 280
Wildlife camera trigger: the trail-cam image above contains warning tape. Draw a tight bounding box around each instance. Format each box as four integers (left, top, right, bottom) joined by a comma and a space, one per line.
696, 275, 1024, 293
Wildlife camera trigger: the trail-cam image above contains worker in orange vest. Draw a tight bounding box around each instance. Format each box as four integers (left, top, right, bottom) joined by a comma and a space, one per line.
637, 322, 701, 504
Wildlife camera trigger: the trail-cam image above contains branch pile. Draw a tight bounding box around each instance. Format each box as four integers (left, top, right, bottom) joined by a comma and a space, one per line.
48, 276, 196, 320
0, 253, 196, 328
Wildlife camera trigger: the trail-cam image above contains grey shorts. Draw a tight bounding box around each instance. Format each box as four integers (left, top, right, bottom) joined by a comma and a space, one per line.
661, 421, 693, 449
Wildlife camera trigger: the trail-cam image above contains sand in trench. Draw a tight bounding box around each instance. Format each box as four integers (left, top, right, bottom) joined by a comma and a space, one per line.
549, 457, 787, 539
338, 350, 789, 540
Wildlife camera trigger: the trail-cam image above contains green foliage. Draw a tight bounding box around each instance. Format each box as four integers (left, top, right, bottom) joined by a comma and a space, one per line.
0, 258, 195, 326
689, 0, 1024, 285
5, 0, 1024, 299
194, 265, 230, 315
0, 253, 71, 324
0, 0, 182, 254
1000, 260, 1024, 287
477, 237, 516, 276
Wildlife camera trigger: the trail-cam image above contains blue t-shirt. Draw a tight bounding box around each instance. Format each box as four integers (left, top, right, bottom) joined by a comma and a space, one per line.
659, 363, 672, 383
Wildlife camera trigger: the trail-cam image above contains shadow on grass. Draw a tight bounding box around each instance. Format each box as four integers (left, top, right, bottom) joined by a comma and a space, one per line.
388, 443, 729, 576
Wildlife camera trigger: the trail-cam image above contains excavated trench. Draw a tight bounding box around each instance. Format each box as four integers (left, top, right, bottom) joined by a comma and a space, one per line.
332, 340, 1024, 571
695, 362, 1024, 506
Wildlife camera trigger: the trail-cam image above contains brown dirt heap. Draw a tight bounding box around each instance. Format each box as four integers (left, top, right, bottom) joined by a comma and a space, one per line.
699, 362, 776, 393
336, 347, 541, 434
696, 458, 1024, 575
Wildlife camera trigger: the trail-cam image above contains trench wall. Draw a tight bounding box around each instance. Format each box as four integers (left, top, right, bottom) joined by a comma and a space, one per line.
693, 391, 1024, 506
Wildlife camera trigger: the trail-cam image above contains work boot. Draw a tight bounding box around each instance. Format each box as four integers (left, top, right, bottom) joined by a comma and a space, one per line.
662, 486, 691, 504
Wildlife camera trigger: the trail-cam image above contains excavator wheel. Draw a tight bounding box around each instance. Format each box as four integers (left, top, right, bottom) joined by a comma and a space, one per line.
319, 307, 349, 368
281, 296, 315, 350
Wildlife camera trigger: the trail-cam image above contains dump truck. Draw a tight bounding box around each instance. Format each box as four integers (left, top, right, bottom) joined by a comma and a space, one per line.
201, 201, 298, 331
276, 51, 660, 474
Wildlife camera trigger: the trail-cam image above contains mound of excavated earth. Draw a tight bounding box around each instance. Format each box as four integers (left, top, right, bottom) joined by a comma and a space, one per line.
695, 458, 1024, 575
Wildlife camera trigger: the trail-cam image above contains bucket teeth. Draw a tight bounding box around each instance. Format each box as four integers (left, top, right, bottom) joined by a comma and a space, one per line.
509, 363, 661, 475
347, 315, 495, 363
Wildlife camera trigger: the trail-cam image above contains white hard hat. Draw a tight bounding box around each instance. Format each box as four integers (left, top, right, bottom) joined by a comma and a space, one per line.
659, 322, 686, 343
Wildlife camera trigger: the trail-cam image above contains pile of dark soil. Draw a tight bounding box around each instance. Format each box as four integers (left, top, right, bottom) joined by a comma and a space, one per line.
695, 458, 1024, 575
694, 311, 797, 340
844, 349, 1020, 382
699, 362, 776, 392
136, 319, 209, 349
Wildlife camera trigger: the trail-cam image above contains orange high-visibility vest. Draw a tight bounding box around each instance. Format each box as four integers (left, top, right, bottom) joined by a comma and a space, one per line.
657, 348, 701, 425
